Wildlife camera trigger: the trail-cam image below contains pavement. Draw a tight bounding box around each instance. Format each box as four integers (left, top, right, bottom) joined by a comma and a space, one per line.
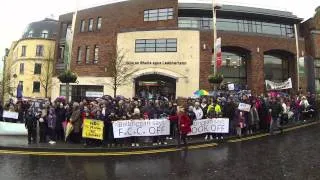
0, 120, 319, 179
0, 120, 319, 153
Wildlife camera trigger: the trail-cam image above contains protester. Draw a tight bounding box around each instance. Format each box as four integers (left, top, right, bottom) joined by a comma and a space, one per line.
25, 109, 37, 144
69, 102, 82, 143
169, 106, 192, 147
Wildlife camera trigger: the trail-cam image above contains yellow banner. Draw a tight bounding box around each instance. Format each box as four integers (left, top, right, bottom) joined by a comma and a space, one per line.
82, 119, 104, 140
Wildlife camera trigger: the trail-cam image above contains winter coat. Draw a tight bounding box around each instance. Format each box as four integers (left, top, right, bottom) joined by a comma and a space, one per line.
47, 108, 56, 129
55, 107, 66, 130
223, 102, 236, 122
25, 113, 37, 129
169, 113, 192, 135
70, 105, 82, 133
269, 102, 283, 118
193, 107, 203, 120
201, 103, 209, 118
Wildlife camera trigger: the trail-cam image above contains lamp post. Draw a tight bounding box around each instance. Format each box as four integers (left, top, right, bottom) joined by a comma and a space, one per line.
212, 0, 222, 75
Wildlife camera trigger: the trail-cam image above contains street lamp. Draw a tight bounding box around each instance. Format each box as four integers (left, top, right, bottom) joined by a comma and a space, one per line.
212, 0, 222, 75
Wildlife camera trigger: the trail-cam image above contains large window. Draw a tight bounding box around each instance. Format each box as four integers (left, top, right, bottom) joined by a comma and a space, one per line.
19, 63, 24, 74
88, 18, 93, 32
94, 45, 99, 64
36, 45, 44, 57
80, 20, 85, 32
33, 81, 40, 93
178, 17, 294, 37
144, 8, 173, 21
135, 39, 177, 53
41, 30, 49, 38
97, 17, 102, 30
264, 55, 289, 82
315, 59, 320, 93
34, 63, 42, 75
77, 47, 82, 64
21, 46, 26, 57
218, 52, 247, 85
85, 46, 90, 64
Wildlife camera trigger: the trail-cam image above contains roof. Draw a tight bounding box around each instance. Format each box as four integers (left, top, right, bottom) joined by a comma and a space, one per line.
21, 18, 59, 39
178, 3, 302, 21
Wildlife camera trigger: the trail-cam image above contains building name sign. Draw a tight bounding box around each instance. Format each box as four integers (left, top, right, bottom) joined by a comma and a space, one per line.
125, 61, 187, 66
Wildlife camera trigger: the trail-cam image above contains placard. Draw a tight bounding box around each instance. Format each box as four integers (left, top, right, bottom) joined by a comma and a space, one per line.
188, 118, 229, 136
238, 103, 251, 112
2, 111, 19, 119
112, 119, 170, 138
82, 119, 104, 140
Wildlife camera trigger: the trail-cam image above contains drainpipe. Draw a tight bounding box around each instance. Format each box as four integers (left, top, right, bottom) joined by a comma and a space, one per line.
294, 24, 300, 92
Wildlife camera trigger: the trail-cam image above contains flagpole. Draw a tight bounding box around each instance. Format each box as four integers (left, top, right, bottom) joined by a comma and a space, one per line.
212, 0, 217, 75
68, 0, 79, 71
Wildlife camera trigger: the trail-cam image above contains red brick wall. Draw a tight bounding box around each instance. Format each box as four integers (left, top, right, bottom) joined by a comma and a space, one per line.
71, 0, 178, 77
200, 30, 305, 95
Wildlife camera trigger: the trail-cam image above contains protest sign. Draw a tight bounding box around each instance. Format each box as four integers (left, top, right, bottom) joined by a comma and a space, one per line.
3, 111, 19, 119
238, 103, 251, 112
113, 119, 170, 138
189, 118, 229, 136
82, 119, 104, 140
265, 78, 292, 91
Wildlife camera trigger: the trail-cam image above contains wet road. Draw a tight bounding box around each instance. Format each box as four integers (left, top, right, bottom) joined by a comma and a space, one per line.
0, 123, 319, 180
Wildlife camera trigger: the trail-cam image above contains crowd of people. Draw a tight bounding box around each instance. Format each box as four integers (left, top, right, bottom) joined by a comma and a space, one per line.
0, 91, 318, 147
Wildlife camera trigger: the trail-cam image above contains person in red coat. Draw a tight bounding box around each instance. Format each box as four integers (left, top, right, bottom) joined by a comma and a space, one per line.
169, 106, 192, 147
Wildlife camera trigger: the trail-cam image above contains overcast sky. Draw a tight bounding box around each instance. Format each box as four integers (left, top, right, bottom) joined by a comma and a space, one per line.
0, 0, 318, 68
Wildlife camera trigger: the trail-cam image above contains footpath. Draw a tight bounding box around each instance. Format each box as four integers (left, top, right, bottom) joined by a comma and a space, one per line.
0, 120, 319, 154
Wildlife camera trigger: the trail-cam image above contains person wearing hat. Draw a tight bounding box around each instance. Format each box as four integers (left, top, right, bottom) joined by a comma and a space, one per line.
25, 109, 37, 144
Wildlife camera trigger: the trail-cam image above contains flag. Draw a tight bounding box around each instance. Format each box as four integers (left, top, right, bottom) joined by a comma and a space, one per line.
215, 37, 222, 69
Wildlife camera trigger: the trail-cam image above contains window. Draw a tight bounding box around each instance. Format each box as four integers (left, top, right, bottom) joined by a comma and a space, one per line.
80, 20, 85, 32
315, 60, 320, 93
94, 45, 99, 64
218, 52, 247, 85
85, 46, 90, 64
41, 30, 49, 38
88, 19, 93, 32
135, 39, 177, 53
59, 46, 64, 61
144, 8, 173, 21
264, 55, 289, 82
21, 46, 26, 57
97, 17, 102, 30
36, 45, 44, 57
28, 31, 33, 38
34, 63, 42, 75
19, 63, 24, 74
60, 85, 72, 97
33, 81, 40, 93
19, 81, 23, 91
77, 47, 82, 64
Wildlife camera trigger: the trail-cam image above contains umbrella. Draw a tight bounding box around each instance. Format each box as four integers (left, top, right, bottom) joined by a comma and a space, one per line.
65, 122, 74, 142
193, 90, 209, 96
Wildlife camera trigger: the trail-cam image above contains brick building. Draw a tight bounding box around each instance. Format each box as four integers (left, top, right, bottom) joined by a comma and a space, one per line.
301, 6, 320, 93
52, 0, 307, 101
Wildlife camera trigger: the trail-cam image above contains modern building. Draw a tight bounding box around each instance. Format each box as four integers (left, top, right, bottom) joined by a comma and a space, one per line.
3, 18, 58, 101
301, 6, 320, 93
52, 0, 307, 101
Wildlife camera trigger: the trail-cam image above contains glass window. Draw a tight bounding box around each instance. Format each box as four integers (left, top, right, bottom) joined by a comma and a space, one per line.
218, 52, 247, 85
264, 55, 289, 82
97, 17, 102, 30
77, 47, 82, 64
34, 63, 42, 75
135, 39, 177, 53
80, 20, 85, 32
41, 30, 49, 38
217, 18, 239, 31
21, 46, 26, 57
59, 46, 64, 61
36, 45, 44, 57
144, 8, 173, 21
33, 81, 40, 93
85, 46, 90, 64
60, 85, 72, 97
94, 45, 99, 64
88, 19, 93, 32
19, 63, 24, 74
314, 59, 320, 93
28, 31, 33, 38
19, 81, 23, 91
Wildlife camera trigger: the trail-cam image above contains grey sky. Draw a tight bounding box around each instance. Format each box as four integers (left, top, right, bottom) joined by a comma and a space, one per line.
0, 0, 318, 67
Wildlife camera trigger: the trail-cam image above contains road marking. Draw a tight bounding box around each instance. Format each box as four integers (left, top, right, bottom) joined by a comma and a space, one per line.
0, 143, 218, 157
228, 121, 320, 143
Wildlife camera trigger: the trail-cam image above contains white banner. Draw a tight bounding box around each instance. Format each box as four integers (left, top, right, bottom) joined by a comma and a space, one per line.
0, 121, 27, 135
113, 119, 170, 138
265, 78, 292, 91
238, 103, 251, 112
86, 91, 103, 98
189, 118, 229, 136
228, 83, 235, 91
3, 111, 19, 119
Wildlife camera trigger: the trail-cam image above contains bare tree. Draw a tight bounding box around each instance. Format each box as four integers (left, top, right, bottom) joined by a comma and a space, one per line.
2, 56, 15, 100
106, 46, 137, 98
38, 46, 55, 98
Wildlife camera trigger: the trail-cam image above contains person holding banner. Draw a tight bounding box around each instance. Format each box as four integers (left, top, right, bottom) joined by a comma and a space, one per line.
169, 106, 192, 147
